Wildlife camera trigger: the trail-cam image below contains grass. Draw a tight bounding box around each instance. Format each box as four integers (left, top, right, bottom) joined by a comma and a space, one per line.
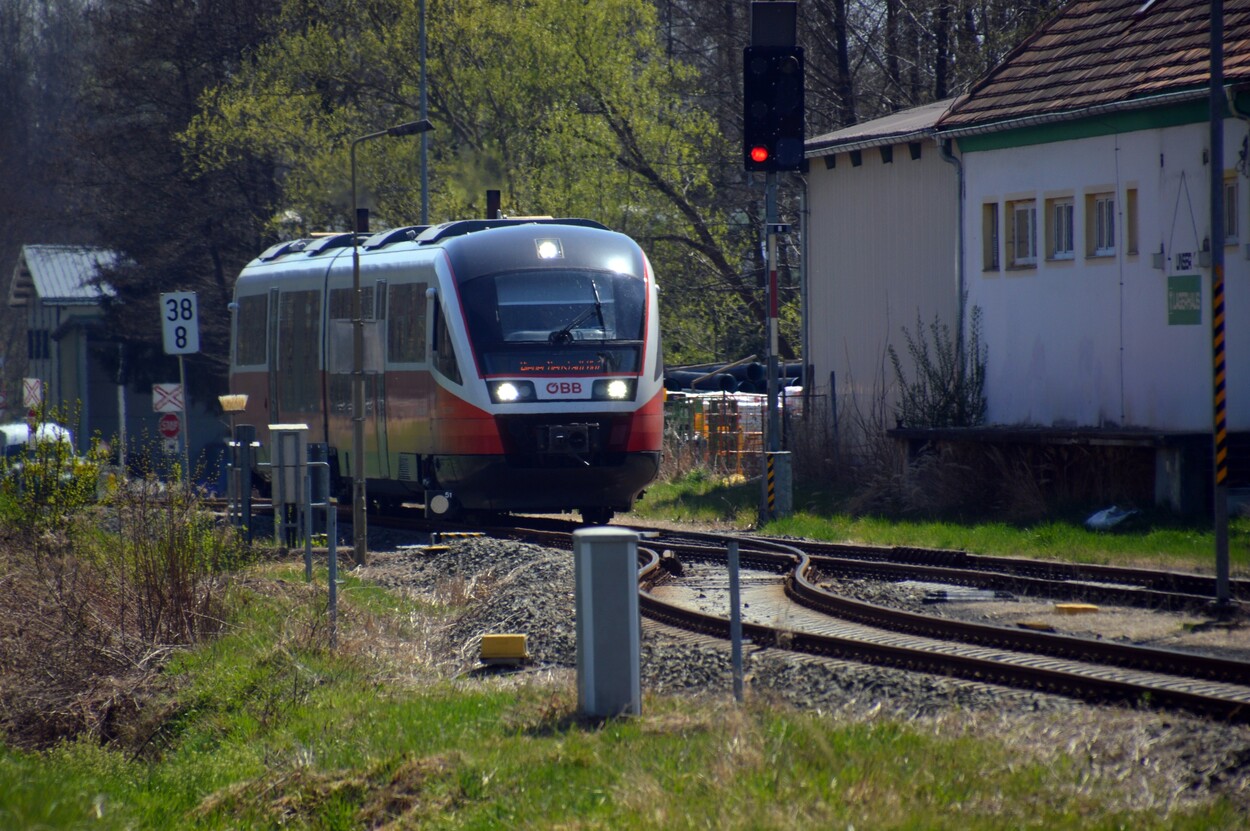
629, 470, 1250, 575
1, 470, 1248, 828
1, 579, 1244, 830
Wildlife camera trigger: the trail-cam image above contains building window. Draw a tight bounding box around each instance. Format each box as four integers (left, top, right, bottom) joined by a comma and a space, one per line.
27, 329, 49, 360
982, 203, 999, 271
1087, 192, 1115, 256
1047, 197, 1074, 260
1007, 199, 1037, 267
1224, 177, 1239, 246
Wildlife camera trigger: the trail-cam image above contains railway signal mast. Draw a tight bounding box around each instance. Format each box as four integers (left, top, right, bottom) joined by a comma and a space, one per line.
745, 1, 802, 520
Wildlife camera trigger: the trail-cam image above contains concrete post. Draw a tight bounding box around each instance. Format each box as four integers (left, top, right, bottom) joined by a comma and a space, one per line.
574, 527, 642, 717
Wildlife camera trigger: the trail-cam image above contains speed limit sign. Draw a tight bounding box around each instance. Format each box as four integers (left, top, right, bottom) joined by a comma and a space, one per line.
160, 291, 200, 355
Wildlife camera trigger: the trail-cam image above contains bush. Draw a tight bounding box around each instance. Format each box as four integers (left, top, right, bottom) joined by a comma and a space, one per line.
0, 428, 103, 531
0, 471, 252, 748
888, 305, 987, 429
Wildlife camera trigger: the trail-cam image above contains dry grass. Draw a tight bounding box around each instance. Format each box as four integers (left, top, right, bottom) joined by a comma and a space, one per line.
0, 478, 249, 749
778, 386, 1157, 522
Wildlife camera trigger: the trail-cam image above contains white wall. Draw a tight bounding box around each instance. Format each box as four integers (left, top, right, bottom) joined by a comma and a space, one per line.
806, 142, 960, 431
962, 118, 1250, 431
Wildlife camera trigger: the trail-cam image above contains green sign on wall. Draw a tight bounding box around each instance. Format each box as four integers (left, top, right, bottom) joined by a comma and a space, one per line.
1168, 274, 1202, 325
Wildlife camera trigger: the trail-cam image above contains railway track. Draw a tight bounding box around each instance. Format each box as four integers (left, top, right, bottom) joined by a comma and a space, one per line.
254, 506, 1250, 721
630, 535, 1250, 723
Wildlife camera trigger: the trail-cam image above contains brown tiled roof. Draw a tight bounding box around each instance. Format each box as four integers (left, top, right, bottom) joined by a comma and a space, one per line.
939, 0, 1250, 131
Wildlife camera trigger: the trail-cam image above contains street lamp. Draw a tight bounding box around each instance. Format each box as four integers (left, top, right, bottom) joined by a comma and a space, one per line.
350, 118, 434, 566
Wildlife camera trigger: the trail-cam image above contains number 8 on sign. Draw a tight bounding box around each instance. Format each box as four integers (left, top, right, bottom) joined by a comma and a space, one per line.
160, 291, 200, 355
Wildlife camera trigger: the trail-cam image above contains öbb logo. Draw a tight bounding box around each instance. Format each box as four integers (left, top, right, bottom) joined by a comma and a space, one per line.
547, 381, 582, 395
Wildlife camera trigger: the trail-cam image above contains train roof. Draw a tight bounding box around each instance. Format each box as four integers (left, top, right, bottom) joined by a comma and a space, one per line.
241, 218, 629, 272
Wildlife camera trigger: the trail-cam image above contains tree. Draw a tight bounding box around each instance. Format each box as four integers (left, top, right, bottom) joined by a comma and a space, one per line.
0, 0, 93, 395
183, 0, 791, 365
67, 0, 284, 392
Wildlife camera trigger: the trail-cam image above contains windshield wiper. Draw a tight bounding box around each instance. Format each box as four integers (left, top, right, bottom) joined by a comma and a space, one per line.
548, 280, 605, 345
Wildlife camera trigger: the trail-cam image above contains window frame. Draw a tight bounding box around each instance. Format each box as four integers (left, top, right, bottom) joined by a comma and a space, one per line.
981, 202, 1000, 272
1047, 197, 1075, 261
1088, 192, 1116, 257
1007, 199, 1038, 268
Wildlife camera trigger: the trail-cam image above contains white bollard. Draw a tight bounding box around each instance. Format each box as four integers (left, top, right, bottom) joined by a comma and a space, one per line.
574, 527, 642, 717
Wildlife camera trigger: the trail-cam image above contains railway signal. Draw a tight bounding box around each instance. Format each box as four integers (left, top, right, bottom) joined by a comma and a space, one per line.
742, 45, 805, 172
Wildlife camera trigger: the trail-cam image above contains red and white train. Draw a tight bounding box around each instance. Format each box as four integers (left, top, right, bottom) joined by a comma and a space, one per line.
228, 218, 664, 524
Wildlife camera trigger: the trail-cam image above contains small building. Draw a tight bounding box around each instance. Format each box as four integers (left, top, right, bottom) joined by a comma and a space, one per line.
7, 245, 223, 486
934, 0, 1250, 510
804, 98, 962, 446
7, 245, 128, 454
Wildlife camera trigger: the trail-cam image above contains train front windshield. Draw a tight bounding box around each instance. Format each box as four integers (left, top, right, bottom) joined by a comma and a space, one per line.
461, 269, 646, 375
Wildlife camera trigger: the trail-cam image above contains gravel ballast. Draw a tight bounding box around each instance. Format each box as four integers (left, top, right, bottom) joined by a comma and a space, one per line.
357, 533, 1250, 813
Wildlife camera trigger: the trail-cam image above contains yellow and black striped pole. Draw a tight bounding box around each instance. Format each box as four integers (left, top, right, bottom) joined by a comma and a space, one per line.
766, 453, 777, 517
1209, 3, 1231, 607
1211, 259, 1230, 606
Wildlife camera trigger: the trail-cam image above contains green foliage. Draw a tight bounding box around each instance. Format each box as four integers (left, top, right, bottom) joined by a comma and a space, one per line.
632, 469, 759, 526
181, 0, 769, 365
99, 476, 252, 645
889, 305, 988, 428
0, 414, 104, 532
0, 471, 254, 748
183, 0, 723, 231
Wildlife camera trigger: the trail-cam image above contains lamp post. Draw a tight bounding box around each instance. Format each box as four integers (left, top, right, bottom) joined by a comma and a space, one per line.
350, 119, 433, 566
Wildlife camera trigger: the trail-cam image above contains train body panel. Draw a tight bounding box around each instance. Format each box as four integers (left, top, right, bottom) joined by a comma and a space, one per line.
229, 219, 663, 522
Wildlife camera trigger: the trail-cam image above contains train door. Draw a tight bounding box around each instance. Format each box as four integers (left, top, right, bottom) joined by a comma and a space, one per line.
326, 282, 383, 479
384, 277, 432, 482
371, 279, 389, 479
271, 287, 324, 430
266, 288, 280, 423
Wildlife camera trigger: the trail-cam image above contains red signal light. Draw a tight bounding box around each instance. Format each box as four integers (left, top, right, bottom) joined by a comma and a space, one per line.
749, 145, 770, 164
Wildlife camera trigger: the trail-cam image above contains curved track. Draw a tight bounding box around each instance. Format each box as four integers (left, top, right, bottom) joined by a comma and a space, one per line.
315, 508, 1250, 721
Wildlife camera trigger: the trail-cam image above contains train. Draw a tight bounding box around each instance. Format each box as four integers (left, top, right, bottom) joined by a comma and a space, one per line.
228, 217, 664, 524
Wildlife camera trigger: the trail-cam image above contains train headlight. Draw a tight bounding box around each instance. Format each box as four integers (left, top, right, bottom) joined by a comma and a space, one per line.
489, 380, 537, 403
592, 379, 635, 401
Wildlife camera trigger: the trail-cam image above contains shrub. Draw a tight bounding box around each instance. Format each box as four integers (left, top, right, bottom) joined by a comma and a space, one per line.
888, 305, 987, 429
0, 470, 252, 748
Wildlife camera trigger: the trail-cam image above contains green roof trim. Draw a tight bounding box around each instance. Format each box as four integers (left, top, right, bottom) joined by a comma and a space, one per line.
955, 98, 1215, 153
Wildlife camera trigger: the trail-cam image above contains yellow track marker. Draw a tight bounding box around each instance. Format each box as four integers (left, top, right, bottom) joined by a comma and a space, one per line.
480, 634, 530, 664
1054, 603, 1099, 615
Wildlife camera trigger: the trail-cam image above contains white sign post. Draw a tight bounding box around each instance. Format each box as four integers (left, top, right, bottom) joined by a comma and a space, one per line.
159, 292, 200, 481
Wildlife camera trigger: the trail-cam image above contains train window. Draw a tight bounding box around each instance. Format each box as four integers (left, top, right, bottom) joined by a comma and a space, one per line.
388, 282, 428, 363
433, 301, 462, 384
277, 290, 322, 412
460, 269, 646, 375
328, 287, 375, 320
488, 271, 643, 343
235, 294, 268, 366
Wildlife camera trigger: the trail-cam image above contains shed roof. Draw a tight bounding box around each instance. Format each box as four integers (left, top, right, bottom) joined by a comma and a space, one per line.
806, 97, 961, 156
939, 0, 1250, 133
9, 245, 118, 308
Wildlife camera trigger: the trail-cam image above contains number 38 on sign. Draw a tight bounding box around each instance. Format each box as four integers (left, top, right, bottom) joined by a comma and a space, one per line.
160, 292, 200, 355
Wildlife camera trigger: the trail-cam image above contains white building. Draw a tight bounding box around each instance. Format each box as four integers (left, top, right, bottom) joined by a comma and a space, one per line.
804, 0, 1250, 510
